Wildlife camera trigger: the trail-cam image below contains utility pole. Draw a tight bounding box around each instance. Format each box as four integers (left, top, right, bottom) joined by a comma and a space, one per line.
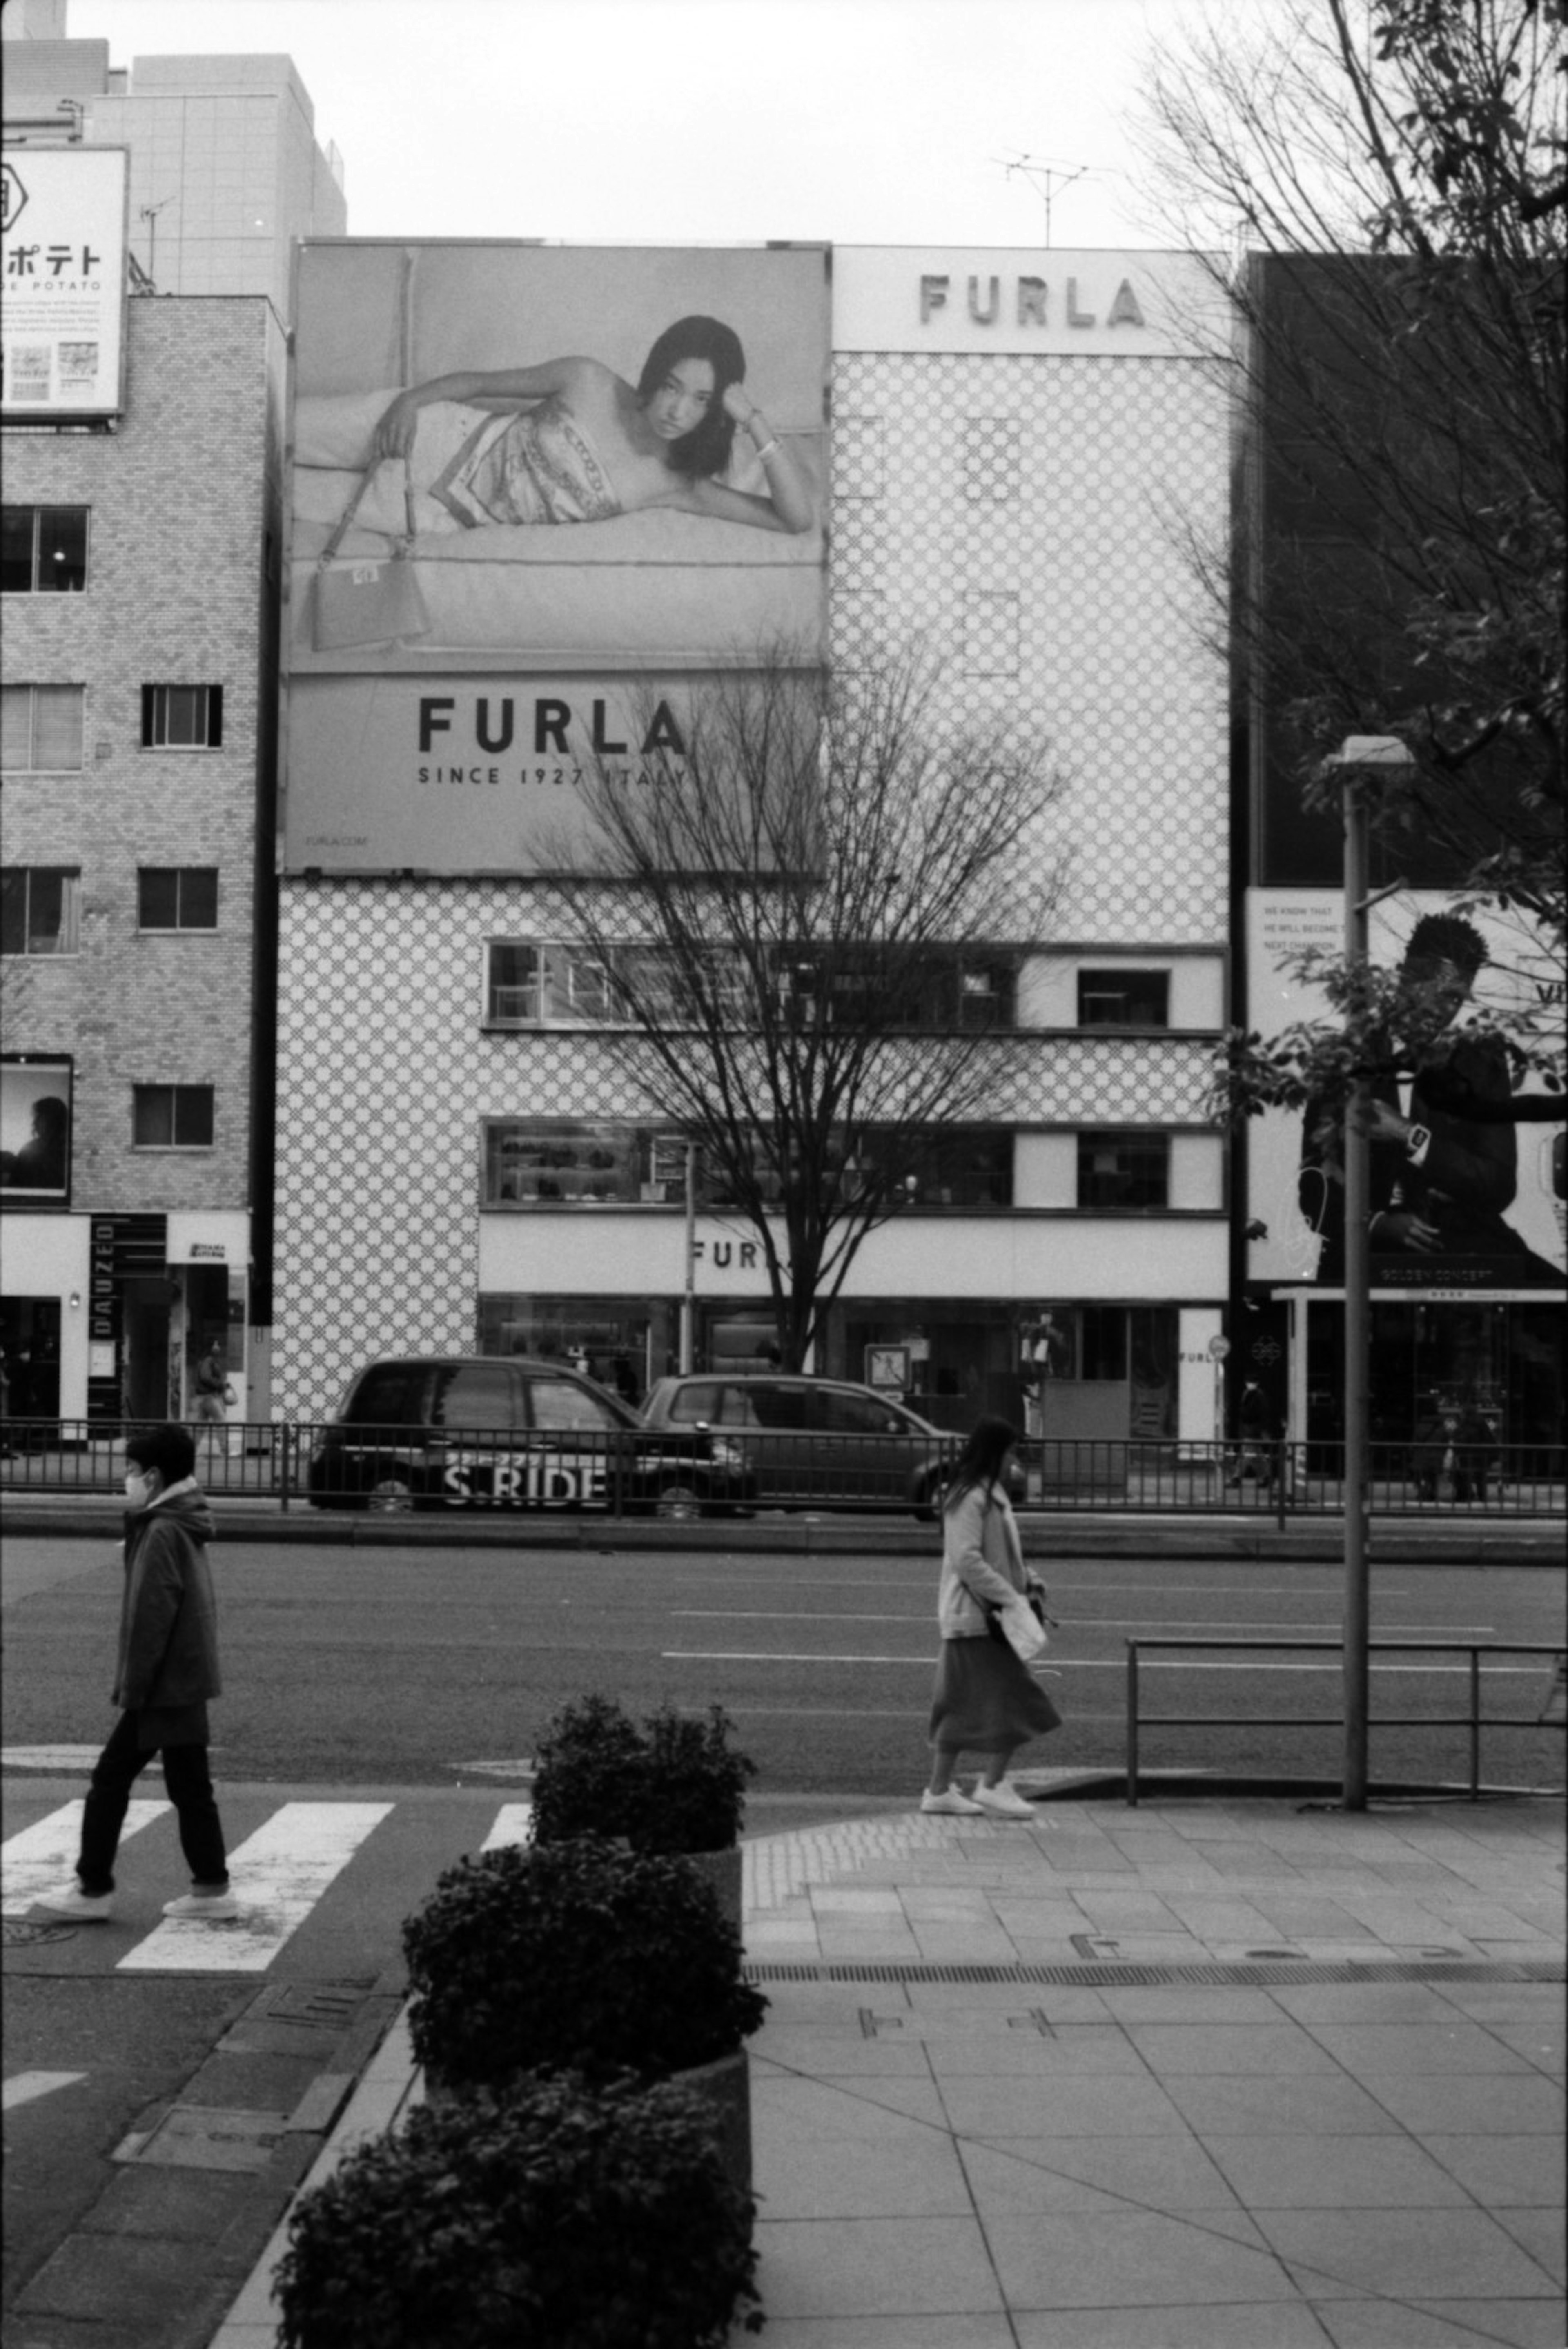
1319, 735, 1414, 1811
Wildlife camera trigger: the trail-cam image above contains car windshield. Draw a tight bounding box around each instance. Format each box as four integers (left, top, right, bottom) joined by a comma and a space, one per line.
528, 1375, 630, 1431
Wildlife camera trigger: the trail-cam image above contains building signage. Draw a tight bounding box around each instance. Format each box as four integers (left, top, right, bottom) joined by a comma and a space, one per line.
1, 146, 128, 419
282, 239, 829, 875
1246, 890, 1565, 1293
832, 247, 1225, 356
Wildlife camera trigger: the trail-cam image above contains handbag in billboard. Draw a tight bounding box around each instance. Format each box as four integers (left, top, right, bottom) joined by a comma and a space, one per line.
312, 459, 430, 650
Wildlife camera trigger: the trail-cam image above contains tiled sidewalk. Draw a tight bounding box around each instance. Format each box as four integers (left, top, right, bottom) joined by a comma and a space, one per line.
213, 1790, 1566, 2349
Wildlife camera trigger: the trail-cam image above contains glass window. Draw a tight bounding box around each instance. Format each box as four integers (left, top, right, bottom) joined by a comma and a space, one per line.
484, 942, 611, 1026
1, 685, 85, 772
341, 1365, 422, 1425
1, 507, 88, 594
138, 868, 219, 930
430, 1363, 518, 1432
132, 1085, 214, 1148
1, 868, 80, 955
1076, 1133, 1170, 1209
142, 685, 223, 749
528, 1375, 623, 1431
819, 1388, 906, 1434
483, 1120, 641, 1205
1078, 970, 1170, 1028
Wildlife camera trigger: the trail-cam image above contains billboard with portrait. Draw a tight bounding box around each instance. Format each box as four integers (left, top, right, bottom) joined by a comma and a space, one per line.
0, 147, 127, 421
282, 241, 829, 875
1246, 891, 1565, 1293
0, 1057, 73, 1205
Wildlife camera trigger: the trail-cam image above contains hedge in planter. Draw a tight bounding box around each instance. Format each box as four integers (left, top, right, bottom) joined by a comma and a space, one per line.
274, 2072, 762, 2349
532, 1694, 755, 1854
402, 1834, 766, 2094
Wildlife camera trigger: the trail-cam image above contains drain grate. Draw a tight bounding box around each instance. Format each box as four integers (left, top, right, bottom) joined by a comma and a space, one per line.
746, 1957, 1564, 1988
2, 1919, 77, 1947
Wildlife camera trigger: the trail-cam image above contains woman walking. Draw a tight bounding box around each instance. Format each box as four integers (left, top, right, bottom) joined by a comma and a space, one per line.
924, 1417, 1060, 1820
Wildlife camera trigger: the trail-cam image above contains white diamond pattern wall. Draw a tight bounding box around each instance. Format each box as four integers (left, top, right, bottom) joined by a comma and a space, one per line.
831, 353, 1228, 936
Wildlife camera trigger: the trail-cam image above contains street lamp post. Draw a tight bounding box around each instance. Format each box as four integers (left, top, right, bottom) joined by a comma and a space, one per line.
1318, 736, 1414, 1812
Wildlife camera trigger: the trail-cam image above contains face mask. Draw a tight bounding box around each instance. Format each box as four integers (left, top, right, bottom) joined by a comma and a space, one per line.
124, 1472, 152, 1508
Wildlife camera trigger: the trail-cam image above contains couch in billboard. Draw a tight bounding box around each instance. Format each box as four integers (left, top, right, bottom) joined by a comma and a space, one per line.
286, 243, 827, 672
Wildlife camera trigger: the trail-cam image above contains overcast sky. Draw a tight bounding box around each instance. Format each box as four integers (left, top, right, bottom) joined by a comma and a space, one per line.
62, 0, 1229, 249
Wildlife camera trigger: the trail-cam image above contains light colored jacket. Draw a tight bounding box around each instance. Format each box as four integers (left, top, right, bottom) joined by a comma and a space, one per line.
938, 1480, 1031, 1639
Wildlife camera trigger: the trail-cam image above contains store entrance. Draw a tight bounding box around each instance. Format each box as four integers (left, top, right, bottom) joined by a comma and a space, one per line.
1, 1296, 62, 1432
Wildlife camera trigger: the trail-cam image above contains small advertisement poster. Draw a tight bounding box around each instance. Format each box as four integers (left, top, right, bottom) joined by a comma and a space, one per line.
282, 240, 829, 875
1, 147, 127, 419
0, 1057, 73, 1205
1247, 891, 1566, 1292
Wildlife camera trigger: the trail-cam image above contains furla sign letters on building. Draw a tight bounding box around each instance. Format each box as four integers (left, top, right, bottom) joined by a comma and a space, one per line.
833, 248, 1222, 357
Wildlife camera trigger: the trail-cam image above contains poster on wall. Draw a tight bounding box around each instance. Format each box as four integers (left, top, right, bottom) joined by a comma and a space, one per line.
0, 1056, 73, 1204
282, 240, 829, 874
0, 147, 127, 420
1246, 892, 1566, 1292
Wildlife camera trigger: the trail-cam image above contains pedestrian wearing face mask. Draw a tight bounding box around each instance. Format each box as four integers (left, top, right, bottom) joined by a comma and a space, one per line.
33, 1424, 235, 1924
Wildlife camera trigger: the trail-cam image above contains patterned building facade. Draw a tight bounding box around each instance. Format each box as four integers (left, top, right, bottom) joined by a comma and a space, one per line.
272, 248, 1234, 1444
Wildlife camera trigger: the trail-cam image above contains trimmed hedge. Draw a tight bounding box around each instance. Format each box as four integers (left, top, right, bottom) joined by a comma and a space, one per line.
401, 1835, 767, 2093
274, 2072, 762, 2349
531, 1694, 755, 1855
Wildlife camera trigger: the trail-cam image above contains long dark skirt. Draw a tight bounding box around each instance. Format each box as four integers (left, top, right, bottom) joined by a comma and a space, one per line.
929, 1635, 1062, 1754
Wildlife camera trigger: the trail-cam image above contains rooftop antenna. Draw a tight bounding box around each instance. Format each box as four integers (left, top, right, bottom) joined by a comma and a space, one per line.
139, 196, 172, 292
997, 153, 1107, 247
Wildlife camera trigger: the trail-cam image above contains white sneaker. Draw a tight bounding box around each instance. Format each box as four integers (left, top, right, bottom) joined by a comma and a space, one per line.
971, 1781, 1037, 1821
920, 1787, 986, 1816
162, 1887, 238, 1920
32, 1884, 114, 1923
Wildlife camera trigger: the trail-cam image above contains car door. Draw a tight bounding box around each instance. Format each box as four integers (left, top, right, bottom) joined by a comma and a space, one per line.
815, 1385, 918, 1506
521, 1370, 628, 1510
736, 1382, 813, 1503
428, 1361, 522, 1507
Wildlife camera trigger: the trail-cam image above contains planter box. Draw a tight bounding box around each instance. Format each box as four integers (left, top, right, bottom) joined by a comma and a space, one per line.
678, 1842, 743, 1933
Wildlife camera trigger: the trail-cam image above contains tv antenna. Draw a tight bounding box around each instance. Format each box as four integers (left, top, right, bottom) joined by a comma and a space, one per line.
997, 153, 1106, 247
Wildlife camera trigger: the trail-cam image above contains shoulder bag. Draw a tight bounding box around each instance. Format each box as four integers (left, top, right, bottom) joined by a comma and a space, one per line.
312, 458, 430, 650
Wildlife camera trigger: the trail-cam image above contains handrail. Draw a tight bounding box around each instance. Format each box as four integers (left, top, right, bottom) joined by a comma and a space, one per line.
1125, 1636, 1567, 1806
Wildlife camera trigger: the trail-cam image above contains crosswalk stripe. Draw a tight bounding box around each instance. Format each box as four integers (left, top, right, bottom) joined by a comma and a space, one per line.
4, 2071, 87, 2112
480, 1803, 533, 1850
116, 1802, 393, 1974
2, 1801, 169, 1917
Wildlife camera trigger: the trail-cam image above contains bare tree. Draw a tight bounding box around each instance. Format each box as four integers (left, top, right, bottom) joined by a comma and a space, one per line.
539, 643, 1066, 1370
1136, 0, 1562, 874
1132, 0, 1564, 1126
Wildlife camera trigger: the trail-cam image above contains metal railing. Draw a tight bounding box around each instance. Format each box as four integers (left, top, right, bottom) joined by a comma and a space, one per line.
1124, 1636, 1567, 1806
1, 1423, 1564, 1517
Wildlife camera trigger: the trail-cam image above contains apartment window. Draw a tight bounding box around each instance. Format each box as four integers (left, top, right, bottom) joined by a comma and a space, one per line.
1078, 969, 1170, 1028
142, 685, 223, 749
132, 1085, 214, 1149
138, 868, 219, 931
1, 506, 88, 594
0, 685, 85, 773
1, 868, 80, 955
1077, 1133, 1170, 1210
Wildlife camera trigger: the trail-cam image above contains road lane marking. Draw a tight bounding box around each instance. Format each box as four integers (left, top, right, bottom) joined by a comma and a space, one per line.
671, 1612, 1499, 1635
116, 1802, 392, 1974
481, 1804, 533, 1849
2, 1801, 169, 1916
1, 1746, 116, 1770
3, 2072, 87, 2112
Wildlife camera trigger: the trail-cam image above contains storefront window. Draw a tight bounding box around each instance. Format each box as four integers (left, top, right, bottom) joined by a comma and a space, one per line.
476, 1294, 677, 1405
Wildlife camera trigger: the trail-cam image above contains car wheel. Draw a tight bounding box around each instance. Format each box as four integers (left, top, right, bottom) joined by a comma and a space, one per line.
655, 1479, 704, 1521
365, 1475, 414, 1514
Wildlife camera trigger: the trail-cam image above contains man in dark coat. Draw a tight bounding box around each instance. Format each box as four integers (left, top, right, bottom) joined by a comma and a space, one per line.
1300, 913, 1562, 1286
34, 1424, 235, 1924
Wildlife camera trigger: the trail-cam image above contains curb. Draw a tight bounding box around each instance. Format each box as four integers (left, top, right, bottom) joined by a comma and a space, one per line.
4, 1499, 1561, 1565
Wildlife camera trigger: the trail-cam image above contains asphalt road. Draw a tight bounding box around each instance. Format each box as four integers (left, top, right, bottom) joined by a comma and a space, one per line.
4, 1535, 1563, 1799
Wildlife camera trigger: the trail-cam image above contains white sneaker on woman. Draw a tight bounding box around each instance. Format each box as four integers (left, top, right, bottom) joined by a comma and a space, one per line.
971, 1781, 1036, 1820
920, 1787, 986, 1816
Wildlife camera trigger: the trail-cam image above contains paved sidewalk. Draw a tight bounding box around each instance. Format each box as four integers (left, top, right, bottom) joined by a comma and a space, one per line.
213, 1788, 1566, 2349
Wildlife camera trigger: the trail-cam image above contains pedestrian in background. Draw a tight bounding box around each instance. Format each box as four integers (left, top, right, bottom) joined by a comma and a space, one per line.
924, 1416, 1060, 1820
34, 1424, 236, 1924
